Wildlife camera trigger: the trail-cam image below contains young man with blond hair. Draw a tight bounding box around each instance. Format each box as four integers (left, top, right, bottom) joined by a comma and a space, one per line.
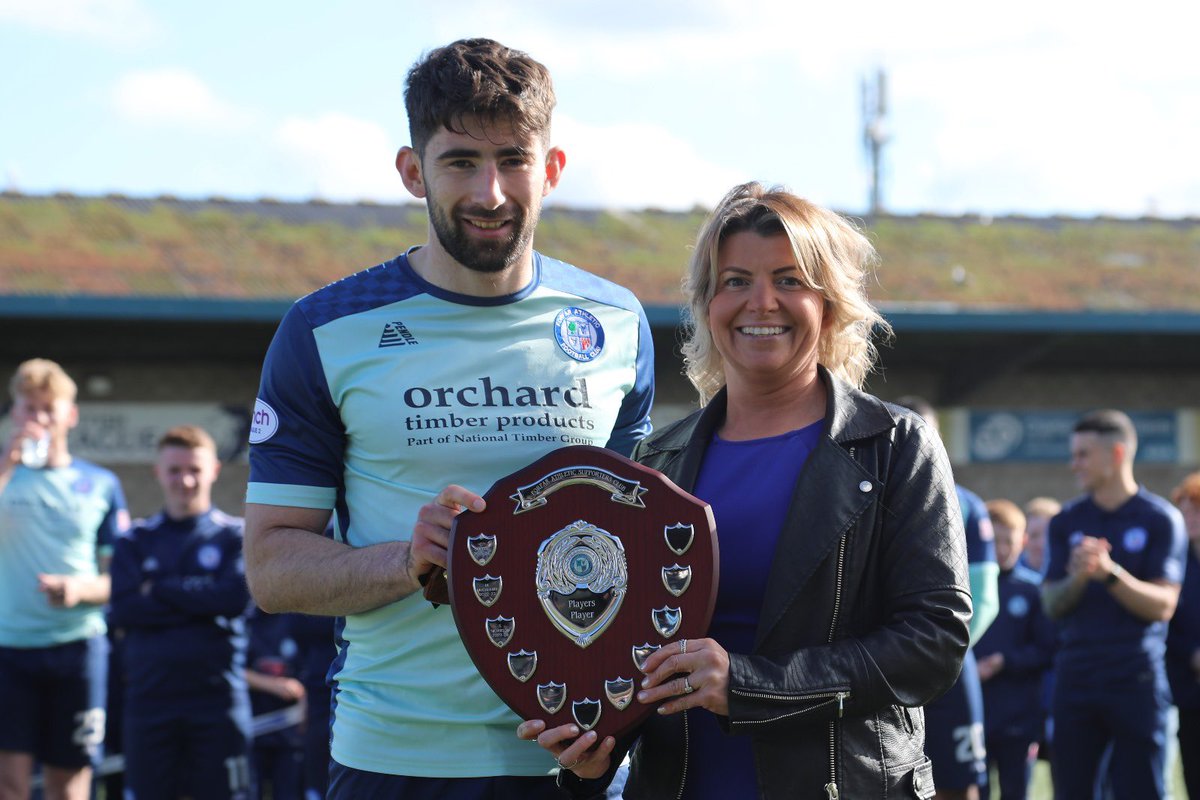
975, 499, 1056, 800
0, 358, 129, 800
108, 425, 253, 799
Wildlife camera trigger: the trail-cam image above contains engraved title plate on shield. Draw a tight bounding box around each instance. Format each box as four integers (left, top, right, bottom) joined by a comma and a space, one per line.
447, 445, 718, 744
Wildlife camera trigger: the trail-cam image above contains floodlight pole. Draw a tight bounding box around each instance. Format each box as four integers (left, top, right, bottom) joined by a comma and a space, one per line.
862, 68, 890, 216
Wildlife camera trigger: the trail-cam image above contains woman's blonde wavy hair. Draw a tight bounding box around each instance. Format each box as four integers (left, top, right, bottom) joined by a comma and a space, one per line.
681, 182, 892, 404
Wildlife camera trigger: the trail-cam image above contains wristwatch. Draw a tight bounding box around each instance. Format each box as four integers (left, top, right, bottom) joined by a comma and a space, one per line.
1106, 563, 1125, 585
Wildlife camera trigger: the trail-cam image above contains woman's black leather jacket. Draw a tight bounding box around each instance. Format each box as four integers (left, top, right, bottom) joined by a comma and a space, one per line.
563, 367, 971, 799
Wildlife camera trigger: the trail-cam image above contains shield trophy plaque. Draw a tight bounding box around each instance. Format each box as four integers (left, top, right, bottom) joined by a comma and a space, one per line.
443, 445, 718, 743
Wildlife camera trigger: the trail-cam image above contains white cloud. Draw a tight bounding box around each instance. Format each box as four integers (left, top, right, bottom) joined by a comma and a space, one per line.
111, 69, 251, 130
274, 113, 406, 202
0, 0, 158, 44
548, 114, 748, 211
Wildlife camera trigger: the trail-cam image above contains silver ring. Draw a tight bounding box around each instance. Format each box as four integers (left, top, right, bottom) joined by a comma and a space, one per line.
557, 755, 581, 770
682, 675, 694, 694
679, 638, 687, 654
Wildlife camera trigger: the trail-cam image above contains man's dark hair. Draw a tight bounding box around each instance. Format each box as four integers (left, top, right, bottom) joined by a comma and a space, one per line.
404, 38, 556, 156
1074, 408, 1137, 448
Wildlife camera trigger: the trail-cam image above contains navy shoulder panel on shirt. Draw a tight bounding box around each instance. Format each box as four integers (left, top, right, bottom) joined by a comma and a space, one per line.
537, 253, 644, 315
1132, 487, 1183, 522
296, 256, 425, 329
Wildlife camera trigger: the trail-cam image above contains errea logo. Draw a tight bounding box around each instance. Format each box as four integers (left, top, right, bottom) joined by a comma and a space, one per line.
379, 321, 419, 348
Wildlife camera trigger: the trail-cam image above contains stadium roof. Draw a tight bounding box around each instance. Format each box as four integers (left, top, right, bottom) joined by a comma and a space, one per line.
3, 191, 1198, 330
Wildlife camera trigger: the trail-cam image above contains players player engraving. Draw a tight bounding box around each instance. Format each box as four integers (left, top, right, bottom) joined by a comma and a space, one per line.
442, 445, 718, 742
535, 520, 627, 647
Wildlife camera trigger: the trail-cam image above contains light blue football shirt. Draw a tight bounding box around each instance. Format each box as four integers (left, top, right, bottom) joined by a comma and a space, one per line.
0, 459, 129, 647
247, 250, 654, 777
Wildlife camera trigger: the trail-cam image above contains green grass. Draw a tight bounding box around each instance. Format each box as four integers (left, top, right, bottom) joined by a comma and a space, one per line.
999, 756, 1188, 799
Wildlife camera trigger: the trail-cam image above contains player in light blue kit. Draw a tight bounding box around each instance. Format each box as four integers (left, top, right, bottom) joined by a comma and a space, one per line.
0, 358, 129, 800
243, 38, 654, 800
1042, 409, 1184, 800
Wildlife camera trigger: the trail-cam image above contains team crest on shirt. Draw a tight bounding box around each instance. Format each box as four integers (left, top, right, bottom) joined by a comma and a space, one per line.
553, 307, 605, 362
1123, 527, 1148, 553
197, 545, 222, 570
72, 477, 94, 494
1069, 531, 1085, 548
1007, 595, 1029, 618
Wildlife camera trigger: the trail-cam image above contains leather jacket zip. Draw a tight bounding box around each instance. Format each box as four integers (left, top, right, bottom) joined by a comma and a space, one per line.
676, 708, 689, 799
823, 532, 849, 799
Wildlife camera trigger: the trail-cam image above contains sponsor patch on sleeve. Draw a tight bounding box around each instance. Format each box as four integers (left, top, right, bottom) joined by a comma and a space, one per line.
249, 398, 280, 444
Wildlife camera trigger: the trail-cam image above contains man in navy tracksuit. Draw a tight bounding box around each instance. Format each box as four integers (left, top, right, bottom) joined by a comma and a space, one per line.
245, 606, 305, 800
1042, 410, 1185, 800
109, 425, 253, 799
976, 499, 1056, 800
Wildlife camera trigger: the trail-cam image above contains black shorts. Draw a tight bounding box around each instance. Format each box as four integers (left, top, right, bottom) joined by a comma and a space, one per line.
924, 648, 986, 790
0, 636, 108, 768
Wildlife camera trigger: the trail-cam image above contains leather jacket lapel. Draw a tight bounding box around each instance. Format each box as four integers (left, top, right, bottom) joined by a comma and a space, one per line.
755, 435, 877, 648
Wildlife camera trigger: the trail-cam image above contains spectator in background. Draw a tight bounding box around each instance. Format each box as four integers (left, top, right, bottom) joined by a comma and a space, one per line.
1021, 495, 1062, 765
895, 396, 999, 800
1021, 497, 1061, 576
1166, 471, 1200, 798
976, 499, 1057, 800
1042, 409, 1185, 800
0, 358, 129, 800
0, 362, 129, 800
245, 607, 306, 800
109, 425, 253, 800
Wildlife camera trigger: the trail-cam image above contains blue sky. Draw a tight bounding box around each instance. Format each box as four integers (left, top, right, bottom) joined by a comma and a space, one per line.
3, 0, 1197, 216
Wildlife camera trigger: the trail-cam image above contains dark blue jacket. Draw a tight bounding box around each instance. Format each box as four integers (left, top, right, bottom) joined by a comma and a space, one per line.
975, 565, 1056, 739
246, 607, 305, 747
109, 508, 250, 709
1167, 545, 1200, 710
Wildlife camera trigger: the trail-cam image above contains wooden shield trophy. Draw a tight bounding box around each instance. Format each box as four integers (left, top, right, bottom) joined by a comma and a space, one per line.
434, 445, 718, 743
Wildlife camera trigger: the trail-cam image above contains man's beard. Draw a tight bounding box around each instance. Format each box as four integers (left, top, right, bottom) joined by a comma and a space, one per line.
429, 200, 539, 275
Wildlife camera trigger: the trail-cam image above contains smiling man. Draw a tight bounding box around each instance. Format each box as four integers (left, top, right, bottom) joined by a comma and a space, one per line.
242, 39, 654, 799
108, 425, 252, 800
1041, 409, 1186, 800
